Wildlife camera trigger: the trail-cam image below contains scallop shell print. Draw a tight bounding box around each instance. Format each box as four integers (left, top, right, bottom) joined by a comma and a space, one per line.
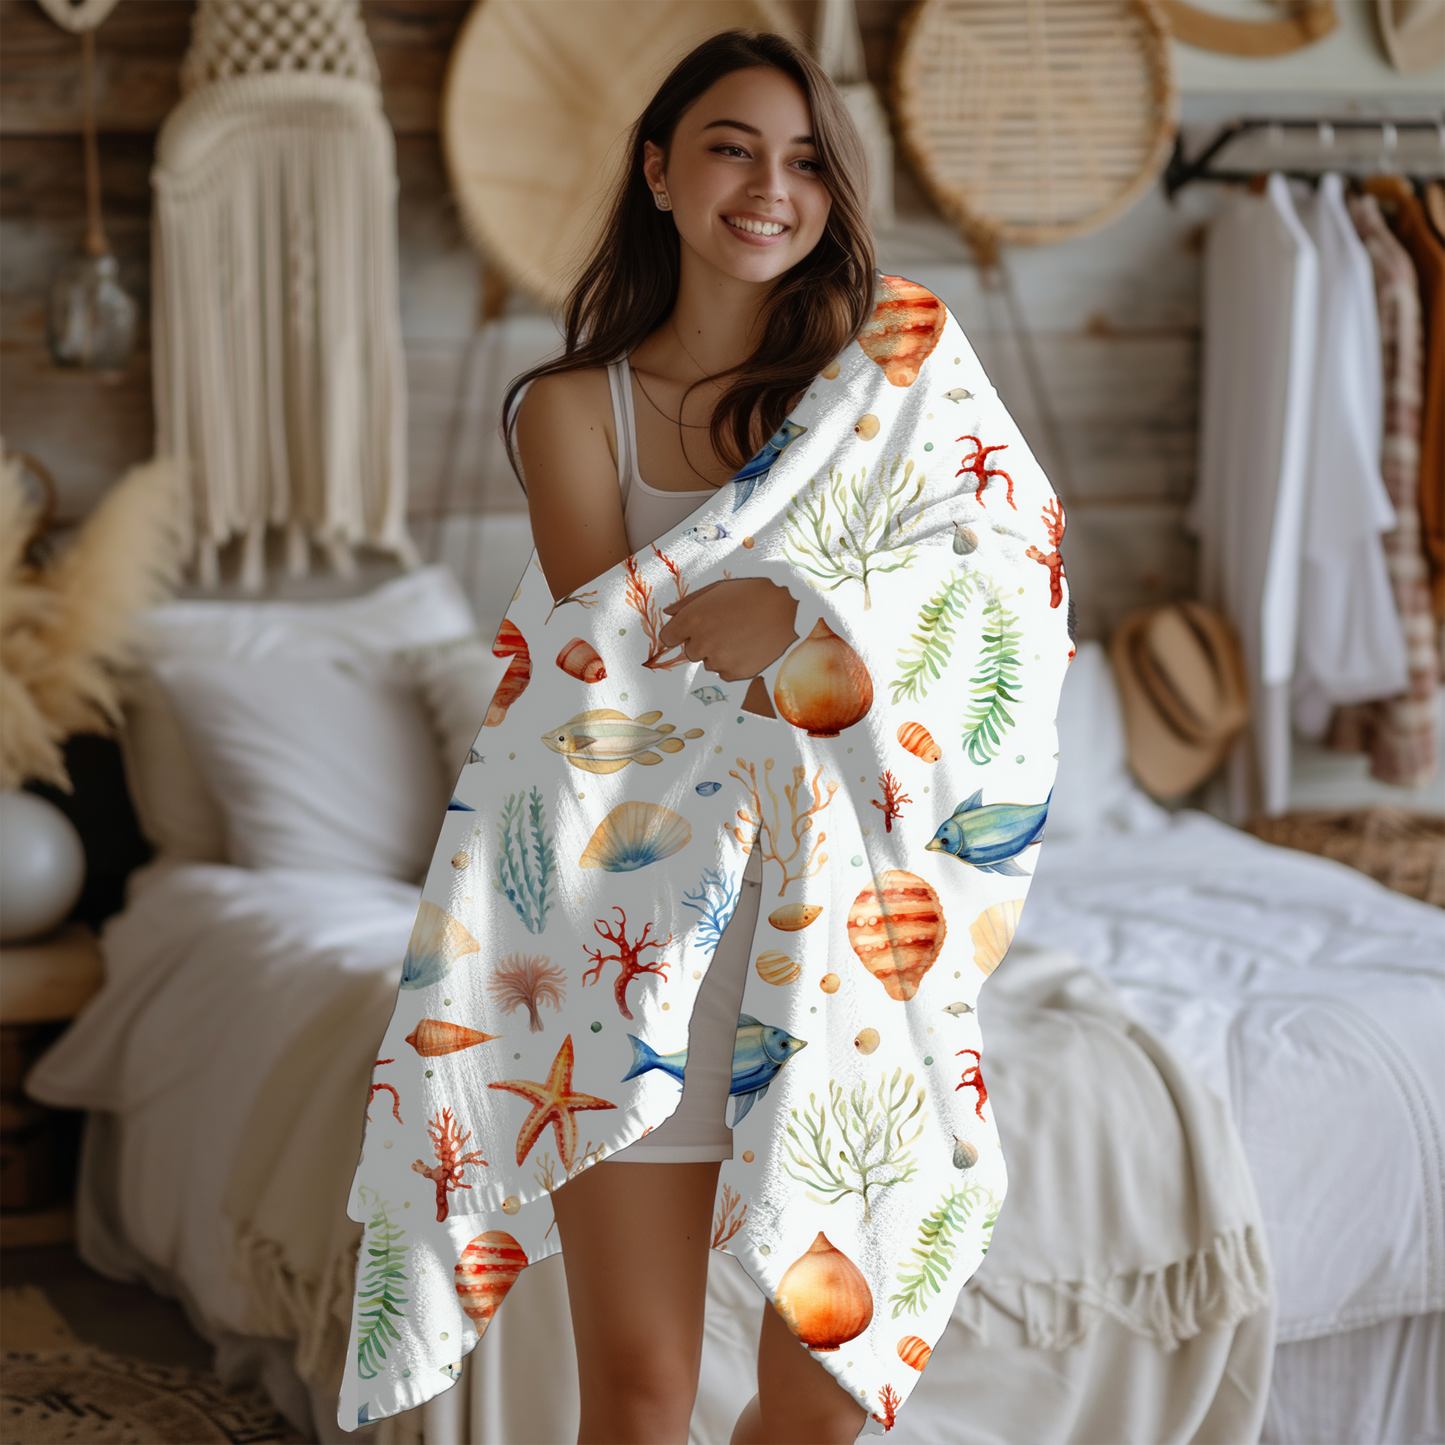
970, 898, 1025, 976
579, 802, 692, 873
400, 902, 482, 990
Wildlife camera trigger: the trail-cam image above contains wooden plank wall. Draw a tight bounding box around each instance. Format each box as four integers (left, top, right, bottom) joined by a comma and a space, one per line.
0, 0, 1201, 639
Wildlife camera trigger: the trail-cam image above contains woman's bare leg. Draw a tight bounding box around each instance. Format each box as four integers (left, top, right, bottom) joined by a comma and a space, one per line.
730, 1300, 868, 1444
552, 1159, 721, 1445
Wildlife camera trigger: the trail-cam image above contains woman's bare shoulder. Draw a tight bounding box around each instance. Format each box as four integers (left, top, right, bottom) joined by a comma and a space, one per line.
517, 365, 612, 430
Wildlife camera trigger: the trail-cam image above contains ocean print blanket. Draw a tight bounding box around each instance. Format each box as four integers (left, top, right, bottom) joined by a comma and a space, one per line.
340, 275, 1073, 1434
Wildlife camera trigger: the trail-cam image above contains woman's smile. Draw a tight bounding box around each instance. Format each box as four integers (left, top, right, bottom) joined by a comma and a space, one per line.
722, 211, 792, 243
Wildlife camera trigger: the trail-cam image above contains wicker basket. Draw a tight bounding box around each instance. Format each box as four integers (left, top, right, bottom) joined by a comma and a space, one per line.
442, 0, 797, 309
1245, 807, 1445, 908
891, 0, 1178, 255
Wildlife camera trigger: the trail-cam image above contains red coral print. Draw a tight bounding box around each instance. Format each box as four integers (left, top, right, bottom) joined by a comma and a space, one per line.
412, 1106, 487, 1222
624, 544, 690, 671
368, 1059, 401, 1124
1025, 499, 1066, 608
870, 770, 912, 833
956, 1049, 989, 1120
582, 907, 675, 1020
955, 435, 1014, 510
871, 1383, 901, 1431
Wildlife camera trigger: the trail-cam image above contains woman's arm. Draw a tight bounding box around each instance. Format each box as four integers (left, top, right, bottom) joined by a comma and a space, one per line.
516, 369, 629, 600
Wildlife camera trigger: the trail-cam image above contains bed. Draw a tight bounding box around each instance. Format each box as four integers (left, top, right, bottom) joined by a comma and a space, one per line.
25, 564, 1445, 1445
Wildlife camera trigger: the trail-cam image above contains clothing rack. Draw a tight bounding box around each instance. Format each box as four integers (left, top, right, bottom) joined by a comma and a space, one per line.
1164, 116, 1445, 198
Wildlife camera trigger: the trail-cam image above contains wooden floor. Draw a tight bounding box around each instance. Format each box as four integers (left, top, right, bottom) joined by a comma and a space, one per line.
0, 1241, 214, 1371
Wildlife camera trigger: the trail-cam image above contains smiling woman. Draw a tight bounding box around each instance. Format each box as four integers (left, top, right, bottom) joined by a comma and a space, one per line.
495, 34, 877, 1445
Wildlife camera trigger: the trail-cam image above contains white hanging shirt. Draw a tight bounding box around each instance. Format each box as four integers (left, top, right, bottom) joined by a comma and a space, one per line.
1188, 173, 1318, 818
1290, 173, 1408, 737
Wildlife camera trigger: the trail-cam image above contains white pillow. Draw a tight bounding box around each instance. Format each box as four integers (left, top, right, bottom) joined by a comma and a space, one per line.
136, 565, 476, 661
1046, 641, 1145, 840
151, 655, 449, 881
403, 636, 511, 782
122, 567, 475, 862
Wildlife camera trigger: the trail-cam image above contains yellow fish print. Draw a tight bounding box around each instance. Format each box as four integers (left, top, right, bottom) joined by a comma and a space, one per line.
541, 709, 705, 774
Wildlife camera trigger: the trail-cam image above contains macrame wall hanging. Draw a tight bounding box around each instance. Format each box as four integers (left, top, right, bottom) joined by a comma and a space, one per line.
152, 0, 415, 589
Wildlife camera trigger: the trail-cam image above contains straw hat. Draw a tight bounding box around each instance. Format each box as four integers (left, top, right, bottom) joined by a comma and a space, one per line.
1376, 0, 1445, 73
442, 0, 800, 309
1108, 601, 1249, 800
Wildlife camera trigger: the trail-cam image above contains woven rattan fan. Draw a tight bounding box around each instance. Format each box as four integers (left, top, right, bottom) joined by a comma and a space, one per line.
443, 0, 798, 309
892, 0, 1178, 255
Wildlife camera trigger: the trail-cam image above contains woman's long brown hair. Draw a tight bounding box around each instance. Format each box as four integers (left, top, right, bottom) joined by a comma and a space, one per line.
502, 29, 876, 485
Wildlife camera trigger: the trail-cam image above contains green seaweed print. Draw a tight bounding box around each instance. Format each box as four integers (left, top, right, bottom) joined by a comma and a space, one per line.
783, 1068, 928, 1224
888, 1181, 995, 1318
493, 787, 557, 934
782, 454, 927, 610
355, 1185, 410, 1379
961, 588, 1023, 765
890, 572, 980, 705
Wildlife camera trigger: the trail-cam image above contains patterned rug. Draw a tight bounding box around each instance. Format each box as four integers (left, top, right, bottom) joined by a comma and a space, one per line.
0, 1287, 308, 1444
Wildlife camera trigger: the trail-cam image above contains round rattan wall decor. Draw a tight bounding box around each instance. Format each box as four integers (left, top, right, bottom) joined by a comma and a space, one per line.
443, 0, 798, 309
892, 0, 1177, 254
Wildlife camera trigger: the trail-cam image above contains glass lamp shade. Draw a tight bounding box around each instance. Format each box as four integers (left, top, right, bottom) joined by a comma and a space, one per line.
0, 792, 86, 943
48, 251, 137, 372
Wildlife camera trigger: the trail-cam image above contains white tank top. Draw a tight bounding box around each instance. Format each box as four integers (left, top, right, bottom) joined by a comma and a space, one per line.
607, 355, 718, 554
513, 358, 762, 882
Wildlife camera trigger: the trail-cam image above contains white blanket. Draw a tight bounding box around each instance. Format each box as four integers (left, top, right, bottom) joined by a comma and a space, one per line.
1017, 807, 1445, 1342
28, 843, 1283, 1445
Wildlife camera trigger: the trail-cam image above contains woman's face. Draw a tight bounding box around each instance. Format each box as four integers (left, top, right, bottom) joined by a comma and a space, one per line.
643, 66, 832, 286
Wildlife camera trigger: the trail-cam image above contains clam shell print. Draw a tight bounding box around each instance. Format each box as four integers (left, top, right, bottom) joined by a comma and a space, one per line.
579, 801, 692, 872
341, 270, 1073, 1438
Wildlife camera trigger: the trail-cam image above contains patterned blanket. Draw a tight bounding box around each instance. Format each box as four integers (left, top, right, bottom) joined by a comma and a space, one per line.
339, 275, 1073, 1434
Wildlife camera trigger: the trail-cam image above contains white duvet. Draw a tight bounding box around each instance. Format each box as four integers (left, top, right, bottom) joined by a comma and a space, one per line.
26, 803, 1443, 1435
1016, 807, 1445, 1342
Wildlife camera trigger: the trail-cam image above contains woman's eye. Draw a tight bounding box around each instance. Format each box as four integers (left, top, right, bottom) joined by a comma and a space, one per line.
795, 159, 822, 173
715, 145, 749, 158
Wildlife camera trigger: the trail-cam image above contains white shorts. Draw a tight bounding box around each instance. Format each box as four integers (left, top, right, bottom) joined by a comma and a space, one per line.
609, 849, 764, 1163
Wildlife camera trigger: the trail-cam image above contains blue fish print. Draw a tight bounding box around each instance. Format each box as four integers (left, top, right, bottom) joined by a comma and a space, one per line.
447, 796, 474, 811
924, 787, 1051, 875
696, 781, 722, 796
730, 419, 806, 512
623, 1013, 807, 1125
687, 523, 730, 542
691, 685, 727, 705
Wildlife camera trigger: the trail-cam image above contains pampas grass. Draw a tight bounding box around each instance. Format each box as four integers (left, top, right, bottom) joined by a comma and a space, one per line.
1, 446, 184, 791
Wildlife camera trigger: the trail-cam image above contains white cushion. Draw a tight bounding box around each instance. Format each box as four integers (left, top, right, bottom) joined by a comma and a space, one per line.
1047, 641, 1154, 839
403, 636, 510, 781
121, 567, 475, 862
150, 654, 449, 881
136, 565, 476, 661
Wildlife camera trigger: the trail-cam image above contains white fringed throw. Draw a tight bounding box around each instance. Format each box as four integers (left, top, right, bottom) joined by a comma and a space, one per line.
152, 0, 414, 589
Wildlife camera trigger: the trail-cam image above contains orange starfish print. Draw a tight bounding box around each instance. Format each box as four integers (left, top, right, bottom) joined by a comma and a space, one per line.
488, 1034, 617, 1169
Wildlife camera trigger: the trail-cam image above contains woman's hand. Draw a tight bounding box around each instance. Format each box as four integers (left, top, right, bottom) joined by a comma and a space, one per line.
659, 577, 799, 681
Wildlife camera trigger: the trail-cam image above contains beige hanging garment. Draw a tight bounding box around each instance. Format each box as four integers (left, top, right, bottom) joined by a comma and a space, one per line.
152, 0, 414, 589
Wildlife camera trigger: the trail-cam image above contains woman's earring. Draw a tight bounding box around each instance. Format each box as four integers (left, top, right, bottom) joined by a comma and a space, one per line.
654, 191, 672, 211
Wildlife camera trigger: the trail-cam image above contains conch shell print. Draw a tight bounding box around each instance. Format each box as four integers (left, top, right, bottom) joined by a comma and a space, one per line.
555, 637, 606, 682
775, 1232, 874, 1351
856, 275, 947, 388
454, 1231, 526, 1328
485, 620, 531, 726
847, 871, 947, 1001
